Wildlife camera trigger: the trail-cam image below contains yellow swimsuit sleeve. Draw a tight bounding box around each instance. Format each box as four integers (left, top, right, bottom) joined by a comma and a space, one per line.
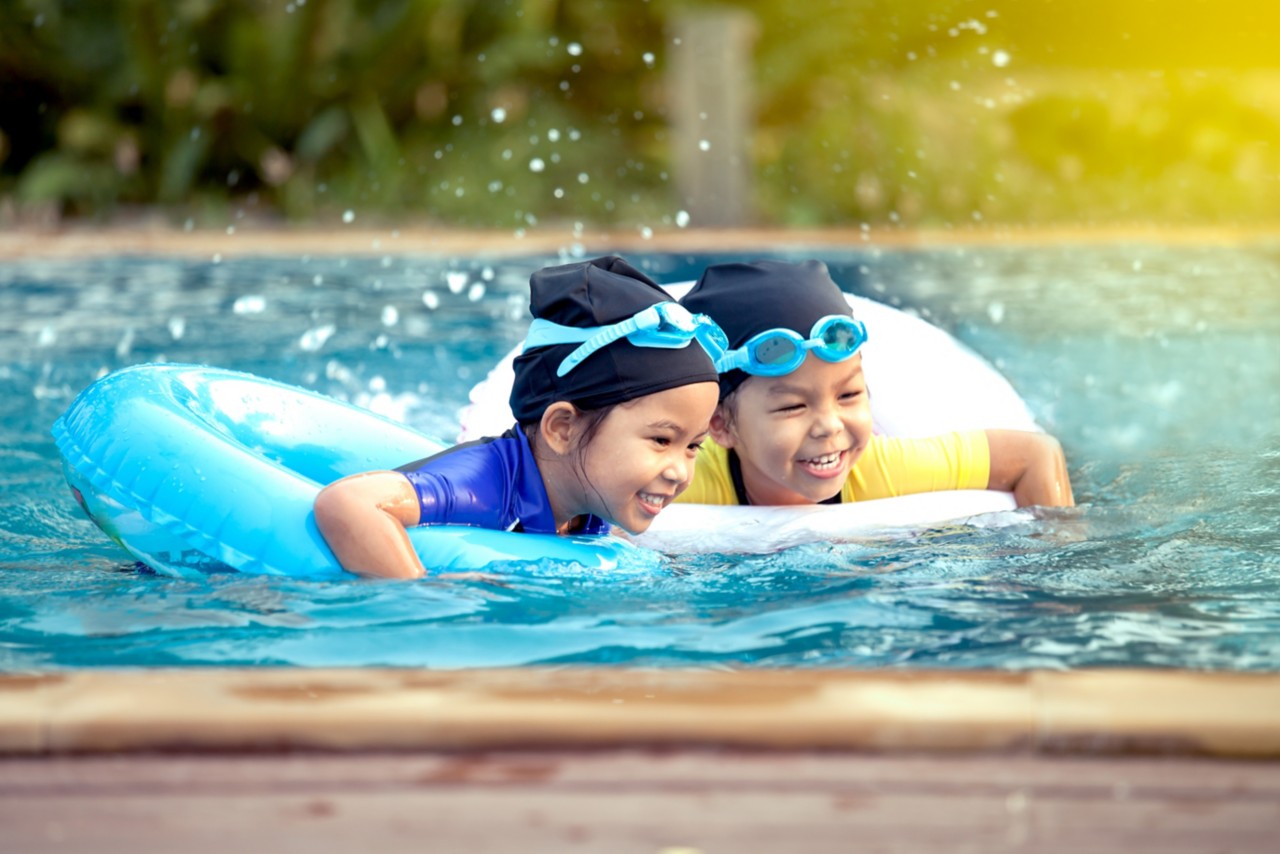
675, 439, 737, 505
843, 431, 990, 502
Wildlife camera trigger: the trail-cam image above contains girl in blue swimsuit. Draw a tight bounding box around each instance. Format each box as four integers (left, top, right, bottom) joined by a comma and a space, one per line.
315, 256, 726, 578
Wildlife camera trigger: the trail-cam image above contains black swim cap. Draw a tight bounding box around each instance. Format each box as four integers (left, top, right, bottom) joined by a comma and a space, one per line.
510, 256, 720, 424
680, 260, 853, 399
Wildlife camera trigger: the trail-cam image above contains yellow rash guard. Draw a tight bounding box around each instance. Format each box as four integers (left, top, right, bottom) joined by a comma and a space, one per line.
676, 431, 990, 505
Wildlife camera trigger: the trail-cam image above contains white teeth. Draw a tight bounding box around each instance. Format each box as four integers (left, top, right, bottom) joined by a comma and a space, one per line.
803, 452, 842, 470
639, 492, 668, 508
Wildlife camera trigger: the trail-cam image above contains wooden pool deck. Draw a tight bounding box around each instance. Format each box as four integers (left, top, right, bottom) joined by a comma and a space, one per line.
5, 749, 1279, 853
3, 668, 1280, 851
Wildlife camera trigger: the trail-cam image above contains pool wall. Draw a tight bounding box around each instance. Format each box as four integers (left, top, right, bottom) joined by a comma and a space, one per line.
3, 668, 1280, 757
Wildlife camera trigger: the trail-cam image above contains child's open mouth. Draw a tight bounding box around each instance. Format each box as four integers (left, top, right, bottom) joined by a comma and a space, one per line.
637, 491, 672, 515
799, 450, 846, 478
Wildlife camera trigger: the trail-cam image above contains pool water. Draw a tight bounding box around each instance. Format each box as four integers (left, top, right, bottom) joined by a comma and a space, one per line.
2, 245, 1278, 669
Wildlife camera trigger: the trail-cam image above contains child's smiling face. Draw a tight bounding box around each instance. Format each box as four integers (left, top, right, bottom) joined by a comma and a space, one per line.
712, 352, 873, 505
573, 381, 719, 533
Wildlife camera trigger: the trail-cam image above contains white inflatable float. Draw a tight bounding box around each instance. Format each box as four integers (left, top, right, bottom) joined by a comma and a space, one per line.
459, 287, 1040, 554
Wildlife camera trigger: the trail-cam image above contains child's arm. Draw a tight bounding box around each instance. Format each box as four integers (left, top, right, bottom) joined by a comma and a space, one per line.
314, 472, 426, 579
984, 430, 1075, 508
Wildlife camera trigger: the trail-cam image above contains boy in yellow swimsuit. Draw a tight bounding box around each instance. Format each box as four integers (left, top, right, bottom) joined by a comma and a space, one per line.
677, 260, 1074, 508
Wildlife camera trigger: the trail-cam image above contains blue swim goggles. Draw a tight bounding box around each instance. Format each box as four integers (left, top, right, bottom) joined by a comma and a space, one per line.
715, 315, 868, 377
523, 302, 729, 377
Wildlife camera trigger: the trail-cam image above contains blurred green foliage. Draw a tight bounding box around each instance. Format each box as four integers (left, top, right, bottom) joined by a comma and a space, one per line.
2, 0, 1278, 227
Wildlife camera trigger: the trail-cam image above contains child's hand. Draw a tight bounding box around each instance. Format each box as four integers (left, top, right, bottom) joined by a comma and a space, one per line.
985, 430, 1075, 508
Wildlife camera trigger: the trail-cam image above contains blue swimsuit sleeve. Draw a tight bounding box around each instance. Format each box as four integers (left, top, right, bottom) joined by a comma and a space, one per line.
400, 442, 513, 529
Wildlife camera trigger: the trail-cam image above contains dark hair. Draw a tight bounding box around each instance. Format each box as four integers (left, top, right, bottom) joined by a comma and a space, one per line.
523, 401, 621, 520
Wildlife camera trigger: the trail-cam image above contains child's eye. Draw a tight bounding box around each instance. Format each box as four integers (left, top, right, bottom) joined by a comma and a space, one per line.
840, 390, 863, 402
650, 436, 671, 447
687, 440, 704, 453
773, 403, 804, 414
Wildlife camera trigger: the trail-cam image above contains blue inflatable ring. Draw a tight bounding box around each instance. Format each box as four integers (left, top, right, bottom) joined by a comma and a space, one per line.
52, 364, 642, 578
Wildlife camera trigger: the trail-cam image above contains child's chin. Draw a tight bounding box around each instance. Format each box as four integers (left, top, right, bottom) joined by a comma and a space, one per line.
795, 484, 842, 504
618, 516, 653, 535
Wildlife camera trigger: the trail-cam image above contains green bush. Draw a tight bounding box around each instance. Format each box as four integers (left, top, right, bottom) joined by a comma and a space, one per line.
2, 0, 1278, 227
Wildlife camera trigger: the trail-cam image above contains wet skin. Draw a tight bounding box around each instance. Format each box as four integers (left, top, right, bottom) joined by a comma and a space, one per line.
712, 353, 873, 506
540, 381, 720, 535
315, 381, 719, 579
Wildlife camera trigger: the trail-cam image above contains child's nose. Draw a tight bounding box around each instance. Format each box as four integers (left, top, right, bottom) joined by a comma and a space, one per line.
663, 455, 691, 484
810, 405, 842, 438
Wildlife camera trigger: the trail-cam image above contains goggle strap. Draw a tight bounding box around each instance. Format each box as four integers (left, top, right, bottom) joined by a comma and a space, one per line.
557, 318, 643, 376
523, 305, 725, 377
523, 318, 593, 350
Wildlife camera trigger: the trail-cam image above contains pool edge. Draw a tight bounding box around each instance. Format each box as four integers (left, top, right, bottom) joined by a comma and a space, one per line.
5, 224, 1280, 262
3, 669, 1277, 757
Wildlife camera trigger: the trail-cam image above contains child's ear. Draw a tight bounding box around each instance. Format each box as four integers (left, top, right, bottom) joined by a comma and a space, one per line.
709, 404, 736, 448
539, 402, 581, 455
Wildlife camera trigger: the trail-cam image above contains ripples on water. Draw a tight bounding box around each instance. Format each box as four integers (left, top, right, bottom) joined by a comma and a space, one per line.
1, 246, 1278, 669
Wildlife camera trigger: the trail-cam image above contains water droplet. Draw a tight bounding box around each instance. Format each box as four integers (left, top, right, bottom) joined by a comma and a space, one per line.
992, 49, 1011, 68
547, 128, 561, 142
529, 157, 546, 173
381, 305, 399, 326
675, 210, 690, 228
698, 139, 711, 152
299, 325, 335, 352
491, 107, 507, 123
37, 326, 56, 347
115, 327, 136, 359
168, 317, 186, 340
422, 291, 440, 310
467, 283, 486, 302
233, 295, 266, 314
567, 42, 582, 56
342, 210, 355, 224
445, 271, 469, 294
639, 226, 653, 240
642, 51, 655, 67
987, 302, 1005, 324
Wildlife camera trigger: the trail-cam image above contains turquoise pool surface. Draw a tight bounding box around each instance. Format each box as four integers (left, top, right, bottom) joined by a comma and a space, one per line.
2, 245, 1278, 669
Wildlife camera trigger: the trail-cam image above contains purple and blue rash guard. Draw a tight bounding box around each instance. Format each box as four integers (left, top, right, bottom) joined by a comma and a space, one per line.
395, 426, 609, 535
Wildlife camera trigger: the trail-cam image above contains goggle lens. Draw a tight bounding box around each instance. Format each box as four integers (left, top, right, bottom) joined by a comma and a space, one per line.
755, 336, 800, 366
718, 315, 867, 377
815, 316, 865, 358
